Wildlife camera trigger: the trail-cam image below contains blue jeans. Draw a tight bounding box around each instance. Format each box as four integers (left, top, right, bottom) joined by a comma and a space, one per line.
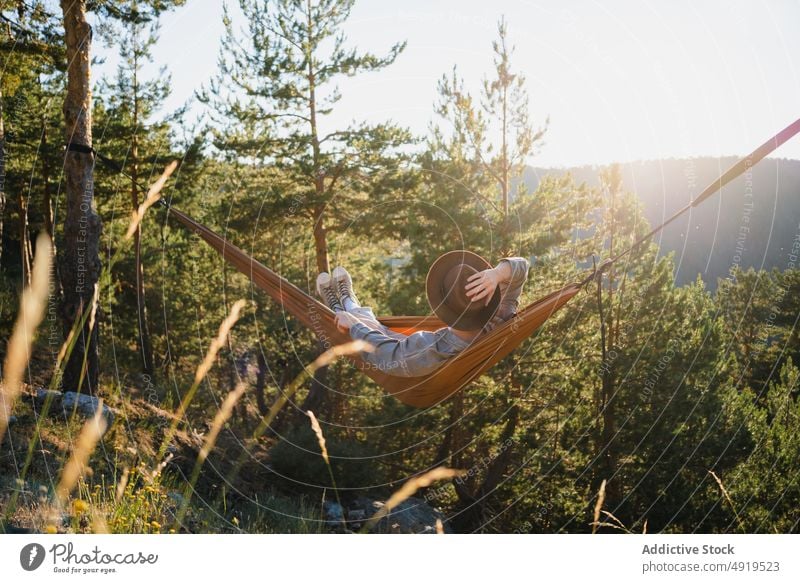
347, 257, 530, 378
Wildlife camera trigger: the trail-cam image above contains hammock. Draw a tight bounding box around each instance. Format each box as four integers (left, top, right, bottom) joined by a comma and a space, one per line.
75, 117, 800, 407
165, 205, 582, 407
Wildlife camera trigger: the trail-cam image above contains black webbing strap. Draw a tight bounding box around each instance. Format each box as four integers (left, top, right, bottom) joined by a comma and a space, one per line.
64, 142, 169, 208
65, 141, 125, 174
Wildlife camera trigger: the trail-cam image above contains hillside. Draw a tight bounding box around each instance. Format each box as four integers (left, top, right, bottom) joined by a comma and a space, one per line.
526, 157, 800, 287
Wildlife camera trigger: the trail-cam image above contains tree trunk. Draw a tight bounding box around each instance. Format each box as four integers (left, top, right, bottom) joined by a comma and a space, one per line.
501, 83, 508, 215
299, 3, 331, 417
58, 0, 101, 395
131, 83, 154, 374
16, 190, 32, 287
0, 87, 5, 270
312, 205, 330, 274
40, 105, 55, 240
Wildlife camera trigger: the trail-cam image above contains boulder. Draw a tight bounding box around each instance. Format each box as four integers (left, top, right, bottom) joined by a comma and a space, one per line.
347, 496, 451, 534
34, 389, 114, 433
323, 500, 345, 528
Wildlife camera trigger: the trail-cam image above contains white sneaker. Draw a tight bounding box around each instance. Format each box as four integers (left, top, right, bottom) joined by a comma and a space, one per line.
316, 272, 343, 311
332, 266, 360, 308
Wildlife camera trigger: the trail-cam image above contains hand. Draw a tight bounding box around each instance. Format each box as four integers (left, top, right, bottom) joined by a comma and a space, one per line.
334, 311, 361, 333
465, 267, 502, 306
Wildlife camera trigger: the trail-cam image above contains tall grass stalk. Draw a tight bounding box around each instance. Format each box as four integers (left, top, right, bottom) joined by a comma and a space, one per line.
175, 381, 247, 526
307, 409, 344, 527
0, 233, 52, 444
45, 403, 108, 528
709, 470, 745, 532
361, 467, 465, 533
125, 161, 178, 241
6, 284, 101, 519
225, 341, 371, 486
592, 479, 606, 534
156, 299, 247, 464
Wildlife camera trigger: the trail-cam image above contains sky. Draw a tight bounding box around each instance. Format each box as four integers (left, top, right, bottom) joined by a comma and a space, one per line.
93, 0, 800, 168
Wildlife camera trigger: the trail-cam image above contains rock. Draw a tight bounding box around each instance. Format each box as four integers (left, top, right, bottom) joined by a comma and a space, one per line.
323, 500, 345, 527
347, 509, 366, 521
166, 491, 185, 510
34, 389, 114, 434
0, 521, 37, 534
34, 388, 63, 409
348, 496, 451, 534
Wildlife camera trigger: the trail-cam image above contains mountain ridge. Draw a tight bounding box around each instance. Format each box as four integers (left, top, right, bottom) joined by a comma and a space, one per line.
526, 157, 800, 288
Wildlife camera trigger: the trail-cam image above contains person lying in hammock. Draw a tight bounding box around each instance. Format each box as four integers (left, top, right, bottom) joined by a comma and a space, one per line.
315, 250, 530, 377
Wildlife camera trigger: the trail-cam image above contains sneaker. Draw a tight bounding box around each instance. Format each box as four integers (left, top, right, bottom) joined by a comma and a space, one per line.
316, 272, 343, 311
332, 266, 360, 308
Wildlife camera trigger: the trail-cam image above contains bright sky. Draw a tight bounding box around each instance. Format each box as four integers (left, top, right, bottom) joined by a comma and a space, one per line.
94, 0, 800, 167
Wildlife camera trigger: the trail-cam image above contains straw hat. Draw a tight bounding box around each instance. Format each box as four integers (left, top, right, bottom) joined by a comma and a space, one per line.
425, 250, 501, 331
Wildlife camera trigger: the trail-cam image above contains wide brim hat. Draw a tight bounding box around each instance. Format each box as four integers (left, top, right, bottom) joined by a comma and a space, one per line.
426, 250, 501, 331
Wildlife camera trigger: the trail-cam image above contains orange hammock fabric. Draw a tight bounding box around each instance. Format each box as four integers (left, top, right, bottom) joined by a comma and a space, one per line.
166, 206, 580, 407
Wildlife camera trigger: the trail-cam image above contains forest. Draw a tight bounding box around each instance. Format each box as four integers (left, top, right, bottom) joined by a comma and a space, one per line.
1, 0, 799, 535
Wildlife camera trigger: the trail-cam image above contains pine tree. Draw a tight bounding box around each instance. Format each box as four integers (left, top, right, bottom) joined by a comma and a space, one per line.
93, 0, 177, 375
431, 17, 547, 253
199, 0, 412, 414
199, 0, 410, 273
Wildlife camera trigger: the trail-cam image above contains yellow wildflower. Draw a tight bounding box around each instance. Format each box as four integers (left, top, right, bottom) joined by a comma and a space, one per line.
45, 524, 58, 534
73, 499, 89, 514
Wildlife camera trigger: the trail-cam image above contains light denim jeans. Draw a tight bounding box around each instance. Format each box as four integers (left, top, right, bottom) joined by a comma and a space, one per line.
347, 257, 530, 377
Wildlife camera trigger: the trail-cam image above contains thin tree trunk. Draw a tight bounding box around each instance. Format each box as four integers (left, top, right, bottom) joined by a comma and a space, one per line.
299, 0, 331, 416
41, 122, 55, 239
59, 0, 101, 395
501, 83, 508, 215
16, 190, 32, 286
131, 59, 154, 374
0, 86, 5, 270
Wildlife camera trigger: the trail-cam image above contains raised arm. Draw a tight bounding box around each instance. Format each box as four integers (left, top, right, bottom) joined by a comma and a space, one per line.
464, 257, 530, 305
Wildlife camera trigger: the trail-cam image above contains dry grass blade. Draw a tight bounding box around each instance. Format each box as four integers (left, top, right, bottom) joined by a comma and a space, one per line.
158, 299, 247, 461
54, 401, 108, 506
125, 160, 178, 240
199, 382, 247, 464
709, 470, 744, 531
592, 478, 606, 534
362, 467, 465, 533
601, 510, 632, 532
91, 509, 109, 534
176, 382, 248, 525
245, 340, 371, 442
305, 409, 344, 527
0, 233, 52, 444
225, 340, 372, 487
191, 299, 247, 387
114, 467, 130, 503
307, 410, 329, 464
